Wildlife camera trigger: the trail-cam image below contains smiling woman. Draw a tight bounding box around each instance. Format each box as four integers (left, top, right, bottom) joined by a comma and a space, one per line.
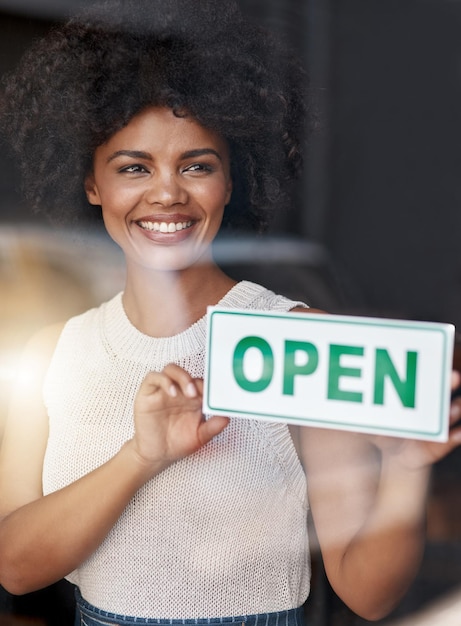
84, 107, 232, 278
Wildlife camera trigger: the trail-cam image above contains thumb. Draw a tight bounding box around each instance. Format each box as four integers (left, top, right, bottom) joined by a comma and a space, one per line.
198, 415, 230, 446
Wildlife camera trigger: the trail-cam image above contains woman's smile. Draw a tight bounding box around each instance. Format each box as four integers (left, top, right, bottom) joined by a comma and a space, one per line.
137, 219, 193, 234
134, 212, 196, 243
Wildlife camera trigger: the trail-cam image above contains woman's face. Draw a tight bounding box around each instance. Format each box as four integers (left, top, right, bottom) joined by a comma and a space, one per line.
85, 106, 232, 273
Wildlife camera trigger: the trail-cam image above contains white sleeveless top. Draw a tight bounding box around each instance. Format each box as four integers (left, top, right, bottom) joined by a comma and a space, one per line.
42, 281, 311, 618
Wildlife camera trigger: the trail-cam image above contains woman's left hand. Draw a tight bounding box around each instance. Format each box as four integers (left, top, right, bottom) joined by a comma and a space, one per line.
370, 371, 461, 470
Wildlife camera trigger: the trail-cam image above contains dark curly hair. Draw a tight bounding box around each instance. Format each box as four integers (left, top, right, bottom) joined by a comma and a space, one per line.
0, 0, 309, 231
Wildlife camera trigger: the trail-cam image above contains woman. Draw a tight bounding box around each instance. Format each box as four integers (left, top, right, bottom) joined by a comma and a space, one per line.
0, 1, 460, 624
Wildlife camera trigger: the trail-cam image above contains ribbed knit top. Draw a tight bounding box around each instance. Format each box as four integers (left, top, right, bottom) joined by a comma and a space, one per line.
42, 281, 310, 618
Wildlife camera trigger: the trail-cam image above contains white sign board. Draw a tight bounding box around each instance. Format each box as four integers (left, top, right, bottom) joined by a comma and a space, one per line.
203, 308, 454, 441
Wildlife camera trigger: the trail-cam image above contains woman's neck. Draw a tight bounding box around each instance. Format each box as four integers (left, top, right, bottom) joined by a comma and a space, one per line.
121, 262, 236, 338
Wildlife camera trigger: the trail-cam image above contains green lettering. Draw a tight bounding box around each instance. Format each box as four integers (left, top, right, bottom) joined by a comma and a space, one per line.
283, 340, 319, 395
374, 349, 417, 408
328, 344, 364, 403
233, 336, 274, 393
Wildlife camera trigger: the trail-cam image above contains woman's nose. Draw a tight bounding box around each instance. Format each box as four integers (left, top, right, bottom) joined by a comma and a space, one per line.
144, 171, 188, 206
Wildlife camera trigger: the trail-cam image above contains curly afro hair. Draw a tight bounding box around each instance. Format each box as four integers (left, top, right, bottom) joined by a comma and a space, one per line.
0, 0, 309, 232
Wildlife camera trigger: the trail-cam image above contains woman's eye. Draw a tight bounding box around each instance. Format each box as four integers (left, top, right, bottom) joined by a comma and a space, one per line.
119, 164, 148, 174
184, 163, 213, 173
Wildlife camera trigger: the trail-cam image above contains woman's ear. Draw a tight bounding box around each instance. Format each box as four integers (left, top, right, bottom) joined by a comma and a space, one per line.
84, 173, 101, 206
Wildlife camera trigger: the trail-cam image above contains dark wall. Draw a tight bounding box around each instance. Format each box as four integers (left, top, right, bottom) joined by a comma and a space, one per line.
325, 0, 461, 327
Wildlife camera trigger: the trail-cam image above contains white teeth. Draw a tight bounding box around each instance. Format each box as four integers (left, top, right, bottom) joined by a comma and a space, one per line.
138, 220, 192, 233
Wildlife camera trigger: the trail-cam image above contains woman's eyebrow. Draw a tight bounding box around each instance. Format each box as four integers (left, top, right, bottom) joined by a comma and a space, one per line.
106, 147, 223, 163
182, 148, 223, 161
107, 150, 152, 163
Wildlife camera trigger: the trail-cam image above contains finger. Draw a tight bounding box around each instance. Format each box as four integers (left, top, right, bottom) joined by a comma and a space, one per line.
141, 370, 178, 398
194, 379, 204, 395
163, 363, 199, 398
449, 397, 461, 425
451, 370, 461, 391
442, 425, 461, 456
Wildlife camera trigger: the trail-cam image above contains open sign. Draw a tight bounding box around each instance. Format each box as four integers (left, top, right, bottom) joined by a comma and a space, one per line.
203, 308, 454, 441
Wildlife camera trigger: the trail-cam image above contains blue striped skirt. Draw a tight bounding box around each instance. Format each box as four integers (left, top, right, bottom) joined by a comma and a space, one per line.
74, 589, 306, 626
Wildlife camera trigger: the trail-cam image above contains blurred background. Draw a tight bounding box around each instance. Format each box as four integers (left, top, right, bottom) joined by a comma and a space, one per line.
0, 0, 460, 624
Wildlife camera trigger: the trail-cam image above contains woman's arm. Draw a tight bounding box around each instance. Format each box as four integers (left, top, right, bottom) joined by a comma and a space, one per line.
301, 427, 427, 621
0, 326, 228, 595
301, 373, 461, 621
0, 323, 150, 594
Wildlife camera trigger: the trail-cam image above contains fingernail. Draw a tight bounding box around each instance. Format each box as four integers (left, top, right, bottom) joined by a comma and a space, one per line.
186, 382, 197, 398
169, 385, 177, 397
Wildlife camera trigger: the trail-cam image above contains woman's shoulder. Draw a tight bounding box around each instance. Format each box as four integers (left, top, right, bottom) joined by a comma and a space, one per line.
59, 292, 121, 336
233, 280, 310, 313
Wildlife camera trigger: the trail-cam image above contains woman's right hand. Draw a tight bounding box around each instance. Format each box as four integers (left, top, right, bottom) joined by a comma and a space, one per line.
130, 363, 229, 474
